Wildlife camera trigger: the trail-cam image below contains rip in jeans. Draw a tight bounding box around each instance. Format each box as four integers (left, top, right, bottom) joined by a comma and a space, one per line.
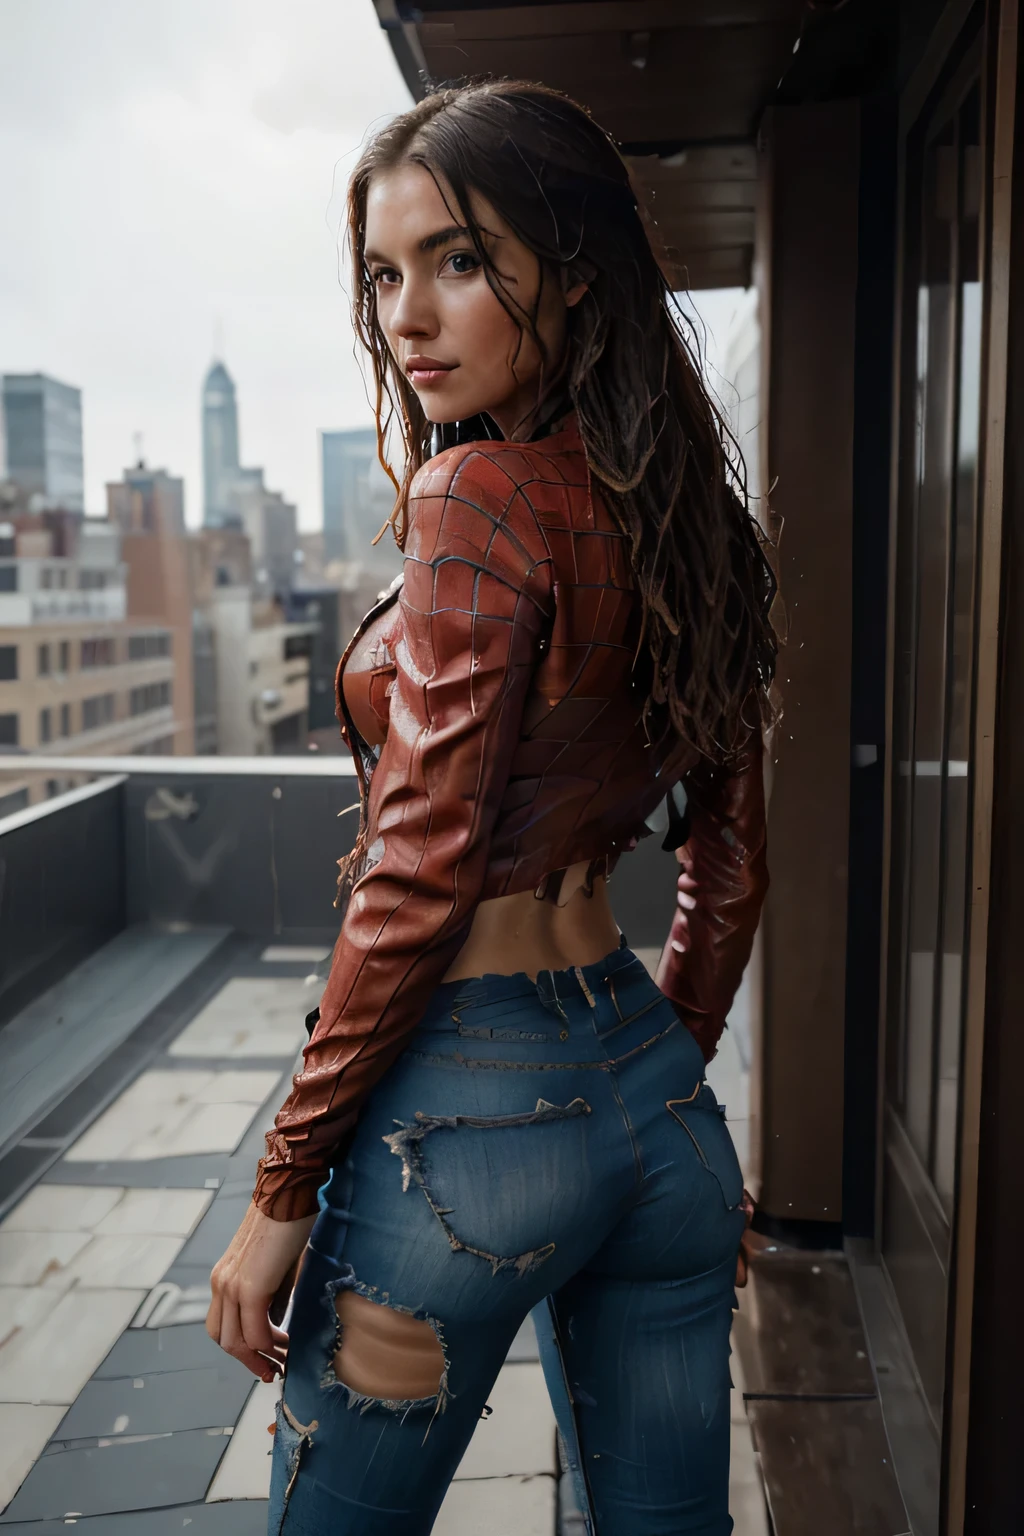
321, 1265, 453, 1421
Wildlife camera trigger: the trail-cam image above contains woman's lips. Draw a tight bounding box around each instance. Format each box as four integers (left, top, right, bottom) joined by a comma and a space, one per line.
406, 358, 457, 387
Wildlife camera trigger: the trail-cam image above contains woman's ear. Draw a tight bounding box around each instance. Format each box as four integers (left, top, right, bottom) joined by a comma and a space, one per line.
561, 265, 591, 309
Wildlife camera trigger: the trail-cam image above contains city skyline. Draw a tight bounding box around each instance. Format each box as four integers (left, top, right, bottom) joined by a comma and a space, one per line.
0, 0, 410, 529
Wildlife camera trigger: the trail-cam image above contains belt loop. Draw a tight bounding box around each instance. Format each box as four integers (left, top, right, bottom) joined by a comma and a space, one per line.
536, 968, 569, 1023
574, 966, 597, 1009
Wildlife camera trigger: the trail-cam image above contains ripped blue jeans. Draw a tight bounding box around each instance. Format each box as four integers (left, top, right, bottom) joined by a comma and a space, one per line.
269, 942, 745, 1535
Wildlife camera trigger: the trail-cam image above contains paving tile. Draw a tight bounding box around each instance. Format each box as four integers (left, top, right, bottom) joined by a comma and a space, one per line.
191, 1072, 283, 1107
171, 1193, 250, 1271
129, 1278, 212, 1329
94, 1188, 213, 1238
205, 1379, 279, 1502
735, 1253, 876, 1396
0, 1186, 123, 1234
49, 1234, 186, 1291
0, 1287, 144, 1405
63, 1075, 207, 1163
0, 1403, 65, 1515
0, 927, 228, 1158
44, 1155, 230, 1191
55, 1361, 253, 1440
730, 1418, 763, 1490
746, 1398, 908, 1533
127, 1104, 261, 1161
0, 1148, 52, 1226
94, 1323, 227, 1379
506, 1313, 539, 1363
0, 1231, 92, 1287
168, 978, 314, 1060
455, 1363, 556, 1480
0, 1426, 231, 1521
435, 1473, 557, 1535
0, 1499, 269, 1533
64, 1072, 279, 1164
730, 1471, 771, 1536
260, 946, 328, 963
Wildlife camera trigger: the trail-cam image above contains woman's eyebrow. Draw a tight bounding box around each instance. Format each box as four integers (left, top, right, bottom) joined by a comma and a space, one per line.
419, 223, 472, 253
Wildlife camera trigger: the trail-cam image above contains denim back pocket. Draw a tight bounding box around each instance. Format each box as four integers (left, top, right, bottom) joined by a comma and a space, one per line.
666, 1084, 744, 1212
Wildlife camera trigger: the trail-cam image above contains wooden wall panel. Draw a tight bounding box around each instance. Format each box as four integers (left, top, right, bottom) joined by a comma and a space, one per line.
755, 101, 861, 1224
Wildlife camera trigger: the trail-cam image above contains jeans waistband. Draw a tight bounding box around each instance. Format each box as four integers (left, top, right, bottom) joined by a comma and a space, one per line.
417, 937, 652, 1037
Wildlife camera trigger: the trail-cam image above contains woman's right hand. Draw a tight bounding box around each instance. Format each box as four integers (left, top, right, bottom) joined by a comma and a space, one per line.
207, 1201, 316, 1380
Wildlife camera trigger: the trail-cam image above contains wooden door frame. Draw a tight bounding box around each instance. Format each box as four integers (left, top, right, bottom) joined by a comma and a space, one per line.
944, 1, 1017, 1526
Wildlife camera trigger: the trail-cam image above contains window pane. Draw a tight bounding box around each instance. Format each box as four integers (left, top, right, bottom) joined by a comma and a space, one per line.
934, 87, 983, 1212
902, 124, 957, 1168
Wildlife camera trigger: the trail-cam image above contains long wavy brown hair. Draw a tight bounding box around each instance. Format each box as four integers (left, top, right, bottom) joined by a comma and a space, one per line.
347, 79, 776, 761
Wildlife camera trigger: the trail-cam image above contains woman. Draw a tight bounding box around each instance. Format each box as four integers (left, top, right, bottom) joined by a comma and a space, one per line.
208, 80, 775, 1536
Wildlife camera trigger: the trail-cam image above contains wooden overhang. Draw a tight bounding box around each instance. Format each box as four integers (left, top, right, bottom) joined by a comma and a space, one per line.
370, 0, 812, 289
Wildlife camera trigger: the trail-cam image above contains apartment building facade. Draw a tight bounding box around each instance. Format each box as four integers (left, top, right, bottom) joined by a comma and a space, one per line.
0, 518, 179, 812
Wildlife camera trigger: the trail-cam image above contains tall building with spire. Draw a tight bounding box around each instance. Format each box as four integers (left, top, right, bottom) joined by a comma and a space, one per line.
201, 360, 239, 526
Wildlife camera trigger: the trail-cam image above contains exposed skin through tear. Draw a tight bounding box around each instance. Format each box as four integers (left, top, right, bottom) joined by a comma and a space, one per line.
333, 1289, 446, 1402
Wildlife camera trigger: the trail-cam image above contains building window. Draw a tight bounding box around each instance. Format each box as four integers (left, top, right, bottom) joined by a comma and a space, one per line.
284, 634, 313, 660
39, 706, 52, 744
0, 787, 28, 818
40, 568, 52, 590
128, 632, 171, 661
59, 702, 71, 737
78, 570, 106, 591
0, 713, 19, 746
0, 646, 16, 681
129, 680, 172, 715
81, 637, 116, 668
0, 568, 17, 593
82, 693, 115, 730
38, 642, 50, 676
58, 640, 69, 673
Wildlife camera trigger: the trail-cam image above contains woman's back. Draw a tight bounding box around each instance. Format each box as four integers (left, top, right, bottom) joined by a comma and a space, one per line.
337, 416, 695, 909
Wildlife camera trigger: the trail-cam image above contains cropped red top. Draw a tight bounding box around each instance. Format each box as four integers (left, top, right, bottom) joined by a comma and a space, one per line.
252, 417, 768, 1220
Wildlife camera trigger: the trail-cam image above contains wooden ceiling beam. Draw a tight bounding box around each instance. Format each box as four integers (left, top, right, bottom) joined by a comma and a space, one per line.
419, 1, 804, 43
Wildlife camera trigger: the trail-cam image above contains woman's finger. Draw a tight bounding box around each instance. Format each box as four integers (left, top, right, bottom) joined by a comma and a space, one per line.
205, 1282, 223, 1344
220, 1295, 278, 1381
239, 1288, 278, 1359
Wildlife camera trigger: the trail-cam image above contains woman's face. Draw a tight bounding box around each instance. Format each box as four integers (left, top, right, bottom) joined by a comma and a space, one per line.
363, 161, 583, 439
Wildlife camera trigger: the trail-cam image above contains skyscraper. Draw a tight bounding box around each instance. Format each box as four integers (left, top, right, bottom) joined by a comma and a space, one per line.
1, 373, 84, 513
320, 426, 397, 570
201, 360, 240, 526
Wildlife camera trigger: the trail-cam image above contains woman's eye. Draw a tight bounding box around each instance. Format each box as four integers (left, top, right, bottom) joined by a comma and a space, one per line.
443, 250, 481, 276
372, 268, 400, 286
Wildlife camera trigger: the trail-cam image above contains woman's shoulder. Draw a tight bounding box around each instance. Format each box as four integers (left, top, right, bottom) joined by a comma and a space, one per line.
409, 420, 586, 512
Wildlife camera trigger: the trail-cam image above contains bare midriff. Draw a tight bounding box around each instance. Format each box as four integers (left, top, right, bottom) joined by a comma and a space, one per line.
443, 867, 621, 982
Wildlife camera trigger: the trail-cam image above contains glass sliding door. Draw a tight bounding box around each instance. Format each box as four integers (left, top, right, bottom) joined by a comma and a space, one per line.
883, 62, 983, 1440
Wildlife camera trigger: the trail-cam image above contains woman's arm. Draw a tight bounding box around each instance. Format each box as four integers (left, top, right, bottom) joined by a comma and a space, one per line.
655, 727, 768, 1063
252, 448, 552, 1220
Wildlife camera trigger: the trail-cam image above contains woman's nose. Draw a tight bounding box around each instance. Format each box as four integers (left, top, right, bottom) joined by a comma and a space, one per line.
390, 279, 438, 341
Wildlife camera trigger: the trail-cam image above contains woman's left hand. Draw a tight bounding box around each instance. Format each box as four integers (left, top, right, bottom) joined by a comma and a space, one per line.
207, 1201, 316, 1380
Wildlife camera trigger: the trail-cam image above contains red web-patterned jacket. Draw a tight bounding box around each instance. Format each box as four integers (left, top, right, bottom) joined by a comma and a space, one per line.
253, 417, 768, 1220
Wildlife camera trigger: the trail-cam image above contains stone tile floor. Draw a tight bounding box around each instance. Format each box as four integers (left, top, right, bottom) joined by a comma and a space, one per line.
0, 939, 769, 1534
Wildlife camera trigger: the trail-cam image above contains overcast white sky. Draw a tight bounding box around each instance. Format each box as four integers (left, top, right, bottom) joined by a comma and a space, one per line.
1, 0, 745, 529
